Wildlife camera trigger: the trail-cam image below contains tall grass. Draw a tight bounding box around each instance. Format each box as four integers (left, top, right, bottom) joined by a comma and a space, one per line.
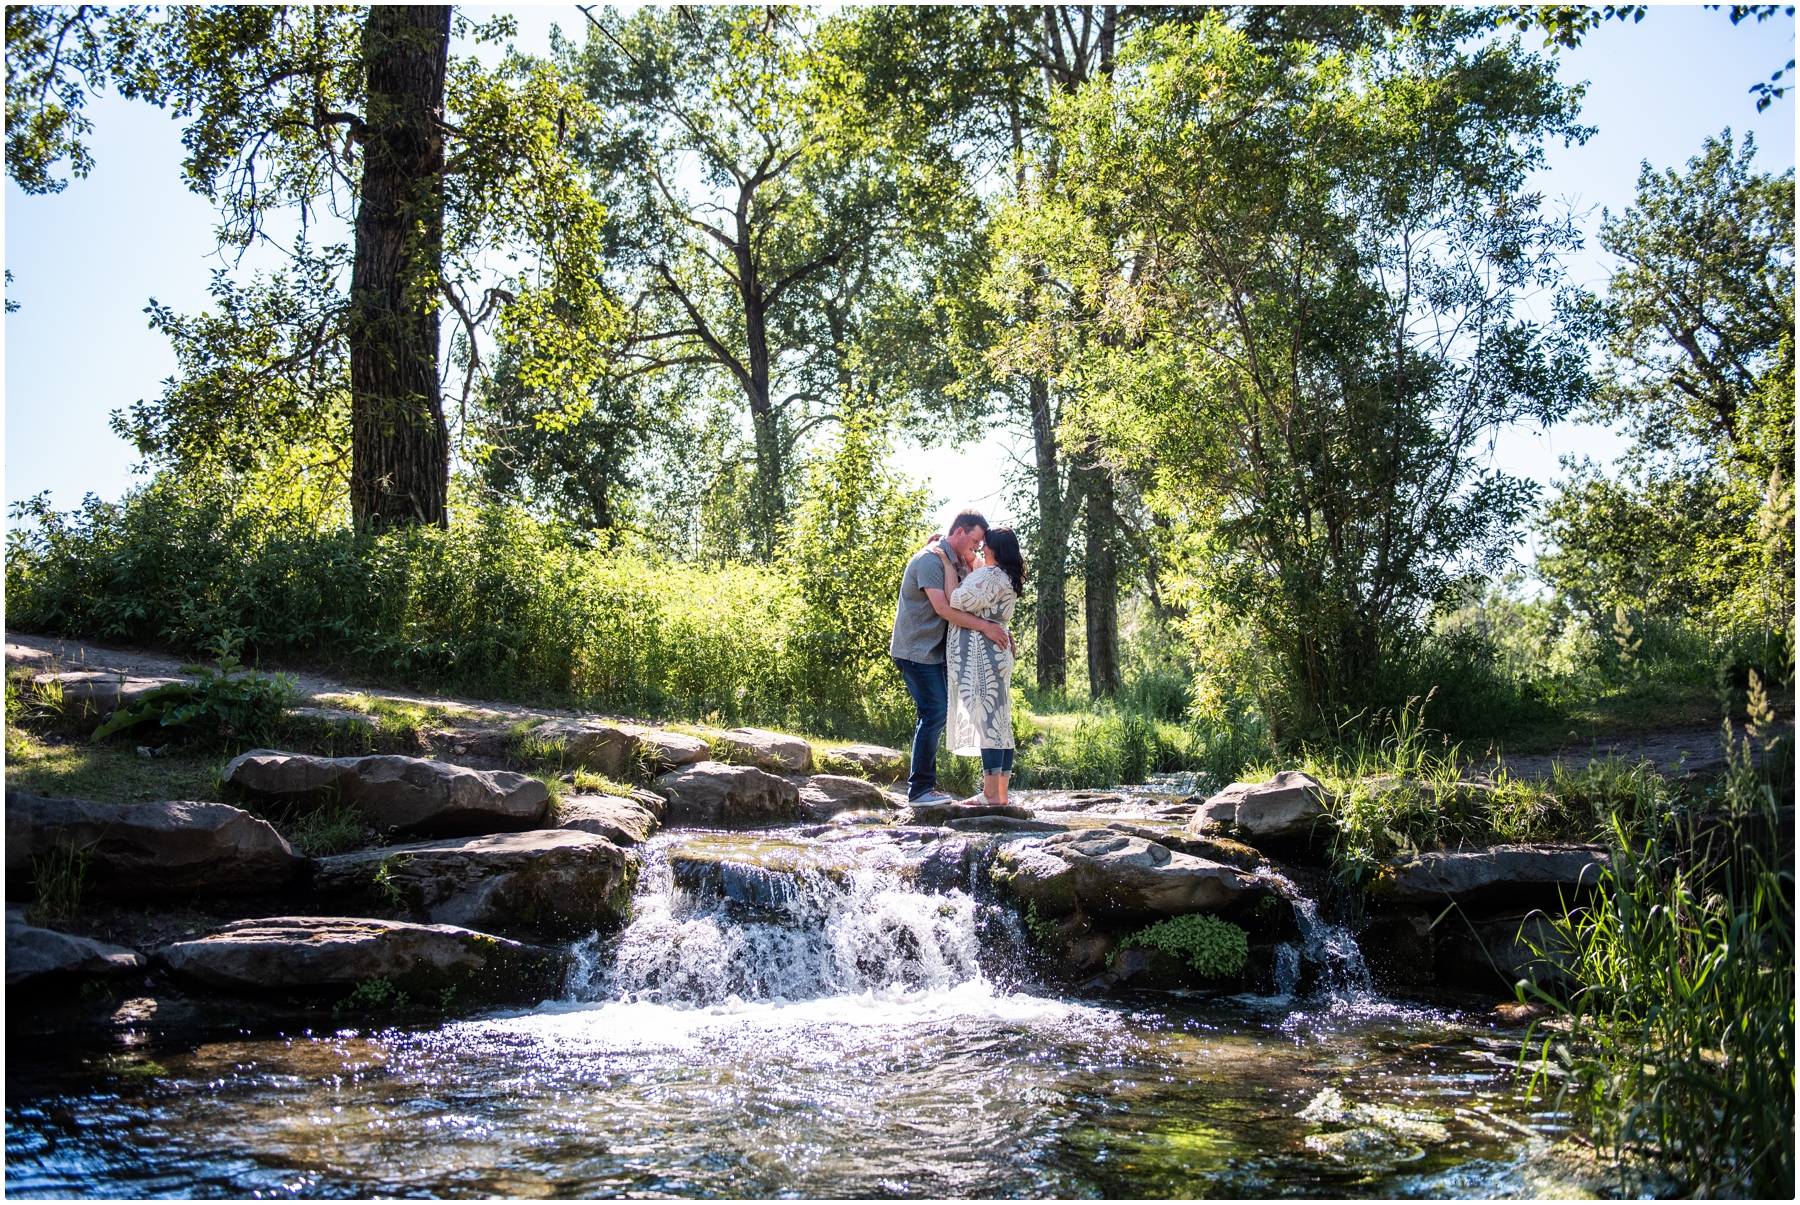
1523, 721, 1794, 1196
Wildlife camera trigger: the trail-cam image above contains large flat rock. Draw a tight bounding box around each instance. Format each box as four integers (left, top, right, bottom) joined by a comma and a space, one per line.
1371, 844, 1610, 908
817, 744, 907, 783
797, 774, 896, 821
30, 670, 187, 715
223, 750, 549, 837
1189, 771, 1330, 840
993, 830, 1263, 918
709, 727, 813, 774
904, 800, 1031, 827
652, 761, 799, 828
6, 795, 305, 900
6, 905, 144, 985
153, 916, 564, 1002
554, 794, 660, 845
633, 728, 711, 772
312, 831, 637, 936
529, 719, 640, 778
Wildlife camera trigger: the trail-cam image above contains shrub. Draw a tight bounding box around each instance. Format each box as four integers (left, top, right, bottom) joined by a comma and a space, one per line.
1117, 913, 1249, 979
92, 638, 296, 745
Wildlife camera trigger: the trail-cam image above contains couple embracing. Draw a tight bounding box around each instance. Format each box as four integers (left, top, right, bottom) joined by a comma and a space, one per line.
887, 509, 1027, 808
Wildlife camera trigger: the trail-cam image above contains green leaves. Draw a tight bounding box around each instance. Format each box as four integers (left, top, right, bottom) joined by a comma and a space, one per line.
91, 638, 297, 743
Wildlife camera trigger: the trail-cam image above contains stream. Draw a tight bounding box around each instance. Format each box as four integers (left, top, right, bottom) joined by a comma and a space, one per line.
6, 793, 1590, 1199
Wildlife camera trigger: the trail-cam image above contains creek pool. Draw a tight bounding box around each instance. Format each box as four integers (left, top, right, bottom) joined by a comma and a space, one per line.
6, 819, 1586, 1199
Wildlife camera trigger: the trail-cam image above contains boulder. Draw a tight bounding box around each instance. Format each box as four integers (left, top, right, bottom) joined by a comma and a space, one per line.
6, 905, 144, 985
627, 788, 668, 820
312, 831, 637, 936
945, 815, 1066, 834
1355, 908, 1435, 986
1032, 791, 1129, 813
817, 744, 907, 783
668, 833, 902, 909
652, 761, 800, 828
1099, 822, 1265, 871
222, 750, 549, 837
31, 671, 186, 716
153, 917, 564, 1002
285, 706, 375, 728
526, 719, 641, 779
5, 795, 305, 901
1189, 771, 1330, 840
903, 800, 1032, 827
711, 727, 813, 774
1435, 912, 1574, 994
554, 794, 660, 845
1051, 830, 1264, 916
990, 844, 1079, 915
1370, 844, 1609, 909
797, 774, 895, 821
634, 727, 711, 772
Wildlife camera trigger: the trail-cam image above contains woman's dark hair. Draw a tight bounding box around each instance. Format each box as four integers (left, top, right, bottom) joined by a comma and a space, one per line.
985, 527, 1027, 598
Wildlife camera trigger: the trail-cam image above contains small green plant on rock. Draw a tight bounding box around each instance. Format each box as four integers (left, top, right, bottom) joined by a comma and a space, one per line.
93, 635, 296, 745
1115, 913, 1249, 979
333, 977, 410, 1017
372, 854, 414, 907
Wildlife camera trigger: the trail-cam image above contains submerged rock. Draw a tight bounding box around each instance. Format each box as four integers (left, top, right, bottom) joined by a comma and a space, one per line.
554, 794, 660, 845
710, 727, 814, 774
223, 750, 550, 837
153, 917, 564, 1001
669, 833, 908, 908
945, 815, 1066, 834
797, 774, 896, 821
6, 795, 304, 900
6, 905, 144, 985
1188, 771, 1331, 840
1370, 844, 1609, 908
312, 831, 637, 936
817, 744, 907, 783
653, 761, 800, 828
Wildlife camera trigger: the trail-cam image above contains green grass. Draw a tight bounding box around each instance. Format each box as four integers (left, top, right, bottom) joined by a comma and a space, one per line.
5, 729, 230, 804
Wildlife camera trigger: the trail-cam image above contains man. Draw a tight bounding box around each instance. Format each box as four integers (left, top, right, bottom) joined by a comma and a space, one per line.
889, 508, 1014, 804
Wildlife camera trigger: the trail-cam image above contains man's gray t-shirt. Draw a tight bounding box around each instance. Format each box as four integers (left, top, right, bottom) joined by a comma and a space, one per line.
890, 546, 950, 664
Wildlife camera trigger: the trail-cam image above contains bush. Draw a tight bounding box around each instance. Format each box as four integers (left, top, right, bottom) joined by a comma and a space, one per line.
1117, 913, 1249, 979
92, 638, 296, 745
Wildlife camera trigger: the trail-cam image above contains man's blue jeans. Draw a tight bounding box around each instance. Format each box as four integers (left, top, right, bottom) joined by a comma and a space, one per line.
893, 657, 948, 801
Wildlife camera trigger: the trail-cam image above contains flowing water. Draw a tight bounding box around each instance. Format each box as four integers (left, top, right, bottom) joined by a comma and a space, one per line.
6, 813, 1594, 1199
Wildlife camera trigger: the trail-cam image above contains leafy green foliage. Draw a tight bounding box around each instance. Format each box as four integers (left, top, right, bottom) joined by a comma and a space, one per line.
1522, 722, 1794, 1196
26, 842, 91, 926
92, 640, 297, 744
333, 977, 411, 1018
992, 15, 1591, 738
1118, 914, 1249, 979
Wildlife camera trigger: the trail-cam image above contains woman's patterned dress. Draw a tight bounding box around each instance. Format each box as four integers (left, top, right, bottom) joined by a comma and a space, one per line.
945, 564, 1017, 758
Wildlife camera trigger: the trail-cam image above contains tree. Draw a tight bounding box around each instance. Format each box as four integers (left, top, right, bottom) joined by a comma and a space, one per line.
992, 14, 1591, 732
5, 6, 607, 531
566, 6, 963, 559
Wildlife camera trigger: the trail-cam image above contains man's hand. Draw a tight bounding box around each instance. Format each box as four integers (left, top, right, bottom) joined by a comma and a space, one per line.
984, 621, 1014, 653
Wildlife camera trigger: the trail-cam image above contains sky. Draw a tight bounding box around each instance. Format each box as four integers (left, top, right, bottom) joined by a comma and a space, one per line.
4, 4, 1794, 555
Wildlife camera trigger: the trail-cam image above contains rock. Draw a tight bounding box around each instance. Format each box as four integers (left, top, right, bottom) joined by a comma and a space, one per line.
285, 707, 375, 727
945, 816, 1067, 834
989, 844, 1079, 915
711, 727, 813, 774
652, 761, 800, 828
903, 800, 1032, 827
627, 788, 668, 820
1370, 844, 1609, 909
1031, 830, 1264, 917
1188, 771, 1330, 840
527, 719, 641, 779
153, 917, 564, 1002
30, 670, 187, 716
1031, 791, 1129, 813
817, 744, 907, 783
1435, 912, 1574, 995
222, 750, 550, 837
668, 833, 906, 908
6, 906, 144, 985
554, 794, 660, 845
1099, 822, 1266, 871
312, 831, 637, 936
633, 727, 711, 772
797, 774, 895, 821
5, 795, 305, 901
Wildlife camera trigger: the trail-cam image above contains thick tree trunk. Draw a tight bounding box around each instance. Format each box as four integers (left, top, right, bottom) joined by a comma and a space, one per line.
1031, 375, 1072, 691
349, 6, 451, 532
1083, 465, 1121, 698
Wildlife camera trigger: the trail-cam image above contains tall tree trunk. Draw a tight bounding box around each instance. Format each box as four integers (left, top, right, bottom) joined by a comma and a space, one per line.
735, 207, 784, 557
349, 6, 451, 532
1083, 464, 1121, 698
1031, 374, 1073, 691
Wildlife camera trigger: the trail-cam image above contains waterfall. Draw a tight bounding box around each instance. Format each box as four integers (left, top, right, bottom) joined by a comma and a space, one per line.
1255, 866, 1372, 998
565, 839, 996, 1006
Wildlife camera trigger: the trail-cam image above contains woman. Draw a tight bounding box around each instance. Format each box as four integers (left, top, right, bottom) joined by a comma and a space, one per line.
932, 526, 1026, 806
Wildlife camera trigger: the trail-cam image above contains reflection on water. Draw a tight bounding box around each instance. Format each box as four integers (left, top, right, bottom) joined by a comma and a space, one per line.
6, 821, 1587, 1199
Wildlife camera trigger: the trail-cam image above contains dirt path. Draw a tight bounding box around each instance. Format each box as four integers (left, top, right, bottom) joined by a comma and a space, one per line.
4, 630, 583, 727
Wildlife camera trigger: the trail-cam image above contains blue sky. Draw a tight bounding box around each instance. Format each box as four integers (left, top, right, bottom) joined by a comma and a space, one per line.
5, 5, 1794, 556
